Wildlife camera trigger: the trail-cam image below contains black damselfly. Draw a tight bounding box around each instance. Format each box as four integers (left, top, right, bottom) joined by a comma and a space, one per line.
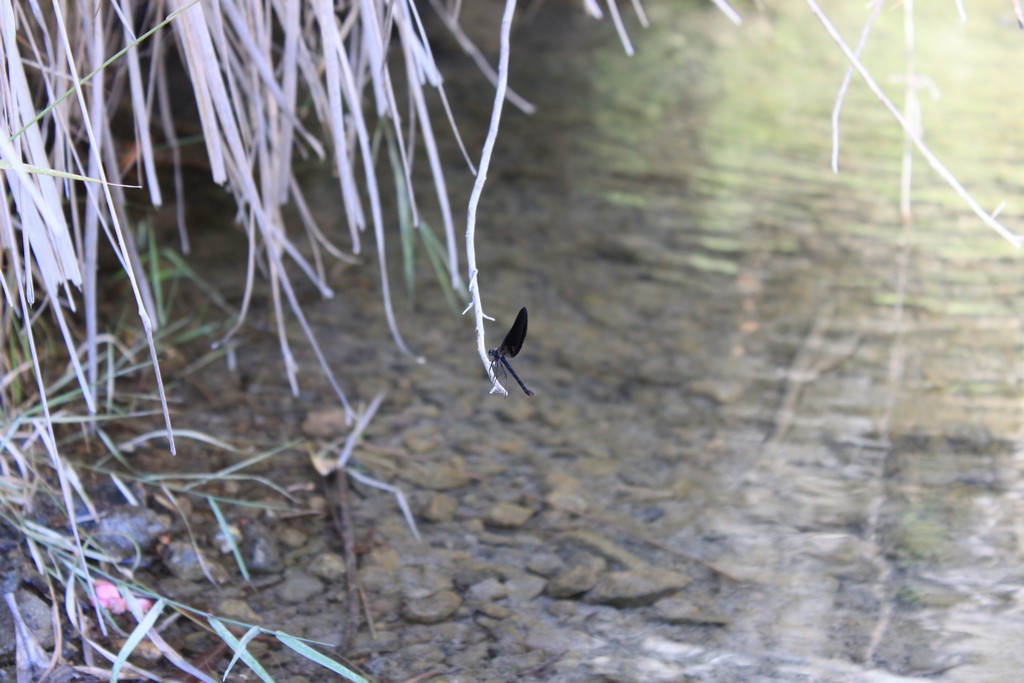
488, 307, 534, 396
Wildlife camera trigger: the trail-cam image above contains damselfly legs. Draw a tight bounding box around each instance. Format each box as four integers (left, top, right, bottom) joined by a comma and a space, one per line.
488, 307, 534, 396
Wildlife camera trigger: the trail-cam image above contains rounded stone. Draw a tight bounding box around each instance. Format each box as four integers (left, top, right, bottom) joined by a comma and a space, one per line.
584, 569, 691, 607
277, 572, 325, 604
545, 564, 599, 599
402, 590, 462, 624
484, 502, 534, 528
309, 552, 347, 581
422, 493, 458, 523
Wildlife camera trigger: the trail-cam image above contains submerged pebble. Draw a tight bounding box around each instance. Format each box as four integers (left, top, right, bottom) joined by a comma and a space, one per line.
584, 569, 691, 607
403, 590, 462, 624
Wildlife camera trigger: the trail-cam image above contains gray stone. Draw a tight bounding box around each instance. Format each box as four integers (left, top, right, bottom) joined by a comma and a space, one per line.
403, 590, 461, 624
0, 588, 54, 663
484, 502, 534, 528
525, 553, 562, 577
467, 577, 507, 602
308, 552, 346, 581
161, 541, 208, 581
215, 598, 262, 625
422, 493, 458, 523
506, 575, 546, 603
277, 572, 325, 604
399, 458, 471, 491
242, 522, 283, 574
278, 526, 308, 549
584, 569, 691, 607
653, 596, 730, 626
546, 564, 599, 599
93, 505, 169, 562
301, 408, 348, 438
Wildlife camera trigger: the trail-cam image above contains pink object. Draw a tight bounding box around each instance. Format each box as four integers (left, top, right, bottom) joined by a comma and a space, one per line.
93, 580, 127, 614
92, 579, 153, 615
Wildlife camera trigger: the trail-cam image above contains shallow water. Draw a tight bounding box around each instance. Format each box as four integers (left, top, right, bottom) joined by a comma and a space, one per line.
171, 2, 1024, 681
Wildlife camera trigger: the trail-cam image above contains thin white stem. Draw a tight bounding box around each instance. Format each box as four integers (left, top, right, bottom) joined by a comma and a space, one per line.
807, 0, 1021, 248
709, 0, 743, 26
336, 392, 386, 470
347, 468, 421, 540
831, 0, 883, 174
426, 0, 536, 115
465, 0, 518, 397
604, 0, 635, 55
630, 0, 650, 28
52, 0, 176, 452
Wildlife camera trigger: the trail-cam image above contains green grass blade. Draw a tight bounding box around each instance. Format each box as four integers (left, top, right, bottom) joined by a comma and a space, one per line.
208, 620, 274, 682
274, 632, 370, 682
208, 498, 249, 581
416, 221, 463, 315
111, 597, 165, 683
385, 127, 417, 306
0, 160, 108, 184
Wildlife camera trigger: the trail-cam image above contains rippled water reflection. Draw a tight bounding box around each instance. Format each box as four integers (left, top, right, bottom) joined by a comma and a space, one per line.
444, 2, 1024, 680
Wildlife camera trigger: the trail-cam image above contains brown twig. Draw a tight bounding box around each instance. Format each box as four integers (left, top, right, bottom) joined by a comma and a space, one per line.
335, 470, 362, 652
